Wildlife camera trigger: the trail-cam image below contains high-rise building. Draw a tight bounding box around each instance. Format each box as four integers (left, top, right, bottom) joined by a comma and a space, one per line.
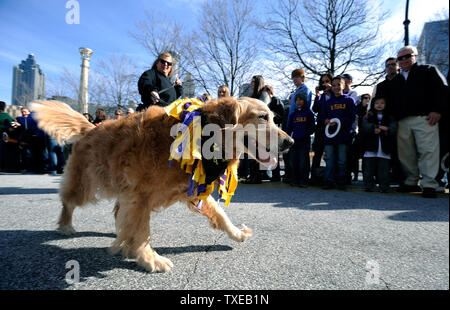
417, 19, 449, 77
182, 72, 195, 98
168, 50, 181, 83
239, 83, 251, 97
12, 53, 46, 106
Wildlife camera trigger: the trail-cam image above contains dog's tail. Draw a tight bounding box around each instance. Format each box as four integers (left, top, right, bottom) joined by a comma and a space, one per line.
30, 100, 96, 145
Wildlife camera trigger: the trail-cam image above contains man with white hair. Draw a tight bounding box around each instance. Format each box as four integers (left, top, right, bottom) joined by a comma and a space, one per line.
382, 45, 447, 198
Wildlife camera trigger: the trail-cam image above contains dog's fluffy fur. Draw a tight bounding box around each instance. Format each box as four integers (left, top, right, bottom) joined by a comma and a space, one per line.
31, 97, 293, 272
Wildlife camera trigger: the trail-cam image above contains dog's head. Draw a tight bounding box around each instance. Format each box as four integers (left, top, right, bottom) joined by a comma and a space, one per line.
201, 97, 294, 169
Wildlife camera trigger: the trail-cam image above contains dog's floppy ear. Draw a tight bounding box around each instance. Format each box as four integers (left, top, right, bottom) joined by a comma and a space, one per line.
201, 97, 241, 128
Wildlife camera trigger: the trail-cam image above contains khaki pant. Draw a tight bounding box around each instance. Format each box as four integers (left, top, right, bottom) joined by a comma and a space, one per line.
397, 116, 439, 189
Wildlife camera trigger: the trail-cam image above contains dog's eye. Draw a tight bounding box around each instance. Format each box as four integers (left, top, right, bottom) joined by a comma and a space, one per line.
258, 114, 268, 121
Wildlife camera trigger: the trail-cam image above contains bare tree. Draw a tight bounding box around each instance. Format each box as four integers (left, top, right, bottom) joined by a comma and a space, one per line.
93, 54, 140, 109
47, 55, 139, 114
130, 0, 259, 96
129, 11, 189, 79
130, 12, 185, 59
46, 67, 99, 111
260, 0, 390, 87
46, 67, 79, 99
188, 0, 259, 96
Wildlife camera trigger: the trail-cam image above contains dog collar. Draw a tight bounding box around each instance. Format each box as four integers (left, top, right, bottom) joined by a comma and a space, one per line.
165, 98, 238, 208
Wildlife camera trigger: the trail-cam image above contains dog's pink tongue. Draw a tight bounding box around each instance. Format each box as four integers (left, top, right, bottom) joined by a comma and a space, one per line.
258, 144, 278, 169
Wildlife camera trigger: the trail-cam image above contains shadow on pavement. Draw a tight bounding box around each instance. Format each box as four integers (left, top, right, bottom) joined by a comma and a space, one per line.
0, 187, 59, 195
0, 230, 232, 289
233, 183, 449, 223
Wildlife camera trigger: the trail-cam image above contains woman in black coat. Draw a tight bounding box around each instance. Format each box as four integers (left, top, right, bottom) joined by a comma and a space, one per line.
137, 52, 183, 111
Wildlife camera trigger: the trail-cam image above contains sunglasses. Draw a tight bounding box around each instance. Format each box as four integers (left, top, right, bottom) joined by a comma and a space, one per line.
159, 59, 173, 66
385, 62, 398, 68
397, 54, 414, 61
362, 96, 370, 100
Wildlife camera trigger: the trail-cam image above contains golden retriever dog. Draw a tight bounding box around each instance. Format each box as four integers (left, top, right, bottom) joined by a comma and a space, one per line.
31, 97, 293, 272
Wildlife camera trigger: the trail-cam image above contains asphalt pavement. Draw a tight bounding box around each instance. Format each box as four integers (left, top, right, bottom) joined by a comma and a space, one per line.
0, 173, 448, 290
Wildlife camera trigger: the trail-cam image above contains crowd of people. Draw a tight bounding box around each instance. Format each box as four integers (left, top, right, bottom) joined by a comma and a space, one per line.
1, 46, 448, 198
0, 103, 135, 175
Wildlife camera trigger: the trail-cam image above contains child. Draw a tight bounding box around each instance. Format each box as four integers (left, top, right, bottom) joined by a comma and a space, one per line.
322, 76, 356, 190
286, 93, 315, 187
361, 96, 398, 192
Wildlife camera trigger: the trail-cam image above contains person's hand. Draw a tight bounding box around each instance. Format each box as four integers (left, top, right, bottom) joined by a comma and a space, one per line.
315, 86, 321, 96
325, 119, 336, 126
174, 76, 182, 86
426, 112, 441, 126
151, 91, 160, 104
378, 125, 388, 132
374, 127, 381, 134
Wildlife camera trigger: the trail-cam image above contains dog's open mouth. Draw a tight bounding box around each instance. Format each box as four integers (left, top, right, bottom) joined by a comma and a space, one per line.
245, 136, 278, 169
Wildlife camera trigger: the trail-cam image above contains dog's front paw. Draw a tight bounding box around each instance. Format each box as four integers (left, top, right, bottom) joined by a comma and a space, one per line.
138, 251, 174, 273
230, 224, 253, 242
238, 224, 253, 242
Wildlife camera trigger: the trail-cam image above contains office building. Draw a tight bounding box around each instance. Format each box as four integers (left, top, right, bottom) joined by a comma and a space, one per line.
12, 53, 46, 106
417, 19, 449, 77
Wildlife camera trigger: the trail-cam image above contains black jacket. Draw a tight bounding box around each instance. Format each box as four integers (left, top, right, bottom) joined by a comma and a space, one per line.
374, 76, 397, 117
137, 68, 183, 110
377, 63, 447, 120
268, 96, 284, 126
361, 111, 398, 155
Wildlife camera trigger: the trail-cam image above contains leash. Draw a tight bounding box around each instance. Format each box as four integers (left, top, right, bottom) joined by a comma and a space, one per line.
157, 85, 175, 95
150, 93, 169, 106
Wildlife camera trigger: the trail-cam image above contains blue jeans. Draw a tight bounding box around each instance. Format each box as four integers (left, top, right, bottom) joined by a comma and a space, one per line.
324, 144, 348, 185
289, 138, 311, 185
45, 135, 65, 173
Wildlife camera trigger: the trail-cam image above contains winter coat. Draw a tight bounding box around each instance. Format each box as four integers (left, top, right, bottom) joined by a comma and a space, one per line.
361, 111, 398, 155
137, 68, 183, 110
322, 94, 356, 145
286, 107, 315, 141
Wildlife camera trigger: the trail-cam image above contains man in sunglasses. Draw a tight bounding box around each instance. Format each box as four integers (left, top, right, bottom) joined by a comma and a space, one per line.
374, 57, 399, 115
380, 45, 447, 198
137, 52, 183, 111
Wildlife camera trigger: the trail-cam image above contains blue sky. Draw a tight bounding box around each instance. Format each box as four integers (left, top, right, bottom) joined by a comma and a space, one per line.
0, 0, 448, 105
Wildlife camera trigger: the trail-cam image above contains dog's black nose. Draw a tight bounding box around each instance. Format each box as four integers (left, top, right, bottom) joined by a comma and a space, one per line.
280, 136, 294, 152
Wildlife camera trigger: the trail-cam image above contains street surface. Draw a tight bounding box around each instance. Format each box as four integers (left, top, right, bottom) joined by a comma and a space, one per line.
0, 173, 448, 290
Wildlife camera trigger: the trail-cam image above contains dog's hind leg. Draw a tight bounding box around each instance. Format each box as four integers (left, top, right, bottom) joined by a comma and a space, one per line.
57, 201, 77, 236
58, 185, 83, 236
110, 198, 173, 272
57, 167, 94, 235
188, 196, 252, 242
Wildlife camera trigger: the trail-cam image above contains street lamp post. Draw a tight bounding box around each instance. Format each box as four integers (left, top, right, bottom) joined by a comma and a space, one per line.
403, 0, 410, 46
78, 47, 93, 114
